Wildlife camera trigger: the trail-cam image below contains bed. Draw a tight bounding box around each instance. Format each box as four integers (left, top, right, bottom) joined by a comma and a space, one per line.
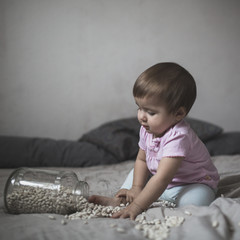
1, 117, 240, 240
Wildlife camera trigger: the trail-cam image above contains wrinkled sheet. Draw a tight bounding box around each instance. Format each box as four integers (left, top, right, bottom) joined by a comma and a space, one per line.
1, 155, 240, 240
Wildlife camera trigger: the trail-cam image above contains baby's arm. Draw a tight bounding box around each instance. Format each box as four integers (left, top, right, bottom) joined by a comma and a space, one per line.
112, 156, 183, 220
134, 157, 183, 210
115, 148, 149, 203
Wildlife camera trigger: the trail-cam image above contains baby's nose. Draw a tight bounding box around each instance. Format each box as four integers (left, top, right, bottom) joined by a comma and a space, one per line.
139, 111, 147, 122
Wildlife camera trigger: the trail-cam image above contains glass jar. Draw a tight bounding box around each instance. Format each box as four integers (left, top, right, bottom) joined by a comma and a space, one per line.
4, 168, 89, 215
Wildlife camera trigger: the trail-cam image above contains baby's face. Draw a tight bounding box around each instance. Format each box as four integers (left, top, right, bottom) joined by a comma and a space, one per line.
135, 97, 178, 138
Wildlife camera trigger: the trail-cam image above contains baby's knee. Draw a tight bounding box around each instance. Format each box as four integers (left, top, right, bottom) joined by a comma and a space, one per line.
176, 184, 216, 207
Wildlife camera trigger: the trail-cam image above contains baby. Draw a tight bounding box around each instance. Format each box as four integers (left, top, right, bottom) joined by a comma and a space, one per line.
88, 62, 219, 220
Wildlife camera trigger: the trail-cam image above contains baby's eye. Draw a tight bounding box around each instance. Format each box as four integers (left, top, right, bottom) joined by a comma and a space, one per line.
147, 111, 155, 116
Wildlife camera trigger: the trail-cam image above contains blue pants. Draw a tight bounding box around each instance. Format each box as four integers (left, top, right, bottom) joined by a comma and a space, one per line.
121, 169, 216, 207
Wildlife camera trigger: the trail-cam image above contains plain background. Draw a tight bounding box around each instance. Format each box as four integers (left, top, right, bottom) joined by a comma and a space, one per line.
0, 0, 240, 140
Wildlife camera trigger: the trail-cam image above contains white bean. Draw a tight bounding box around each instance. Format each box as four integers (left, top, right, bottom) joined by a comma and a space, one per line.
116, 227, 125, 233
212, 220, 219, 228
48, 215, 56, 220
61, 219, 67, 225
184, 210, 192, 216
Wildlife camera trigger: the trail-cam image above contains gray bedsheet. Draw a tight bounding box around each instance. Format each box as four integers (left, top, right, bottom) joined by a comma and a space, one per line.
1, 155, 240, 240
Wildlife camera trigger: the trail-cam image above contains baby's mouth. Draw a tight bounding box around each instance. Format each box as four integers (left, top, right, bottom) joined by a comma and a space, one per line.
142, 125, 149, 130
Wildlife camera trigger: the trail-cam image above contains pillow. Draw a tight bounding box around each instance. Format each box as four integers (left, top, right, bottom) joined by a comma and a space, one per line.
79, 118, 140, 162
205, 132, 240, 156
0, 136, 119, 168
0, 117, 224, 167
185, 117, 223, 142
0, 118, 141, 168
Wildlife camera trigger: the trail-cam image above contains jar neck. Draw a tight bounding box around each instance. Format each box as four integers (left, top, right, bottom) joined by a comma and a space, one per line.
74, 181, 89, 198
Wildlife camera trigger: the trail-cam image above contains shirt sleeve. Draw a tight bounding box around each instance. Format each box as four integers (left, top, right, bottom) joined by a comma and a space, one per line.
162, 131, 190, 158
138, 126, 147, 151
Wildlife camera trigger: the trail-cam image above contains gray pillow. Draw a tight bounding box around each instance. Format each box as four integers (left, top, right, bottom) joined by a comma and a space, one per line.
205, 132, 240, 156
0, 117, 224, 168
185, 117, 223, 141
79, 118, 140, 162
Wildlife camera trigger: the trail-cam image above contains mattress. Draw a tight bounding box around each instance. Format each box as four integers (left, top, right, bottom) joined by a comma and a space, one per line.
1, 155, 240, 240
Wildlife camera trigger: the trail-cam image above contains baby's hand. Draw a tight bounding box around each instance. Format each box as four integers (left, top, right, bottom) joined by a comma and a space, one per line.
115, 189, 128, 198
112, 201, 144, 220
115, 186, 142, 203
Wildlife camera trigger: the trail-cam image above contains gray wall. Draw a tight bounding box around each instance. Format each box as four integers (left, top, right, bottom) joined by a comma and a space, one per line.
1, 0, 240, 140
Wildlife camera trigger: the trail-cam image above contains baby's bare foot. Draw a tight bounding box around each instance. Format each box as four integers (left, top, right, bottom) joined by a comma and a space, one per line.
88, 195, 123, 207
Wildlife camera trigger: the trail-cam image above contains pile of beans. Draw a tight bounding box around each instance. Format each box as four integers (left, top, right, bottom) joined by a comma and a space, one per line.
6, 185, 84, 214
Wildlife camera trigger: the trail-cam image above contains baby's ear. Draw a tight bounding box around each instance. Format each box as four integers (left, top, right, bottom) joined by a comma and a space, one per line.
175, 107, 186, 121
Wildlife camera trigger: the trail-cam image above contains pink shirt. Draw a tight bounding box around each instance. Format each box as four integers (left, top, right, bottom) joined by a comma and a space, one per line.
139, 120, 219, 189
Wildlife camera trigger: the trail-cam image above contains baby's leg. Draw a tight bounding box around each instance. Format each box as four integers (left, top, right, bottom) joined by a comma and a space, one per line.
88, 195, 122, 207
120, 168, 134, 189
159, 184, 216, 207
176, 184, 216, 207
88, 168, 135, 206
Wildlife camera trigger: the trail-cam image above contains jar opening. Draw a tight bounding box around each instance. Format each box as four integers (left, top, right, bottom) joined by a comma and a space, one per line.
74, 181, 89, 198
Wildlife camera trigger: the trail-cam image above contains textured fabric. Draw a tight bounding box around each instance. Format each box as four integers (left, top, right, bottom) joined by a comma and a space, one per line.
1, 155, 240, 240
139, 120, 219, 189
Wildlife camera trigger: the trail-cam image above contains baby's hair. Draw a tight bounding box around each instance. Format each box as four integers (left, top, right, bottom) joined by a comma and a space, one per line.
133, 62, 196, 114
